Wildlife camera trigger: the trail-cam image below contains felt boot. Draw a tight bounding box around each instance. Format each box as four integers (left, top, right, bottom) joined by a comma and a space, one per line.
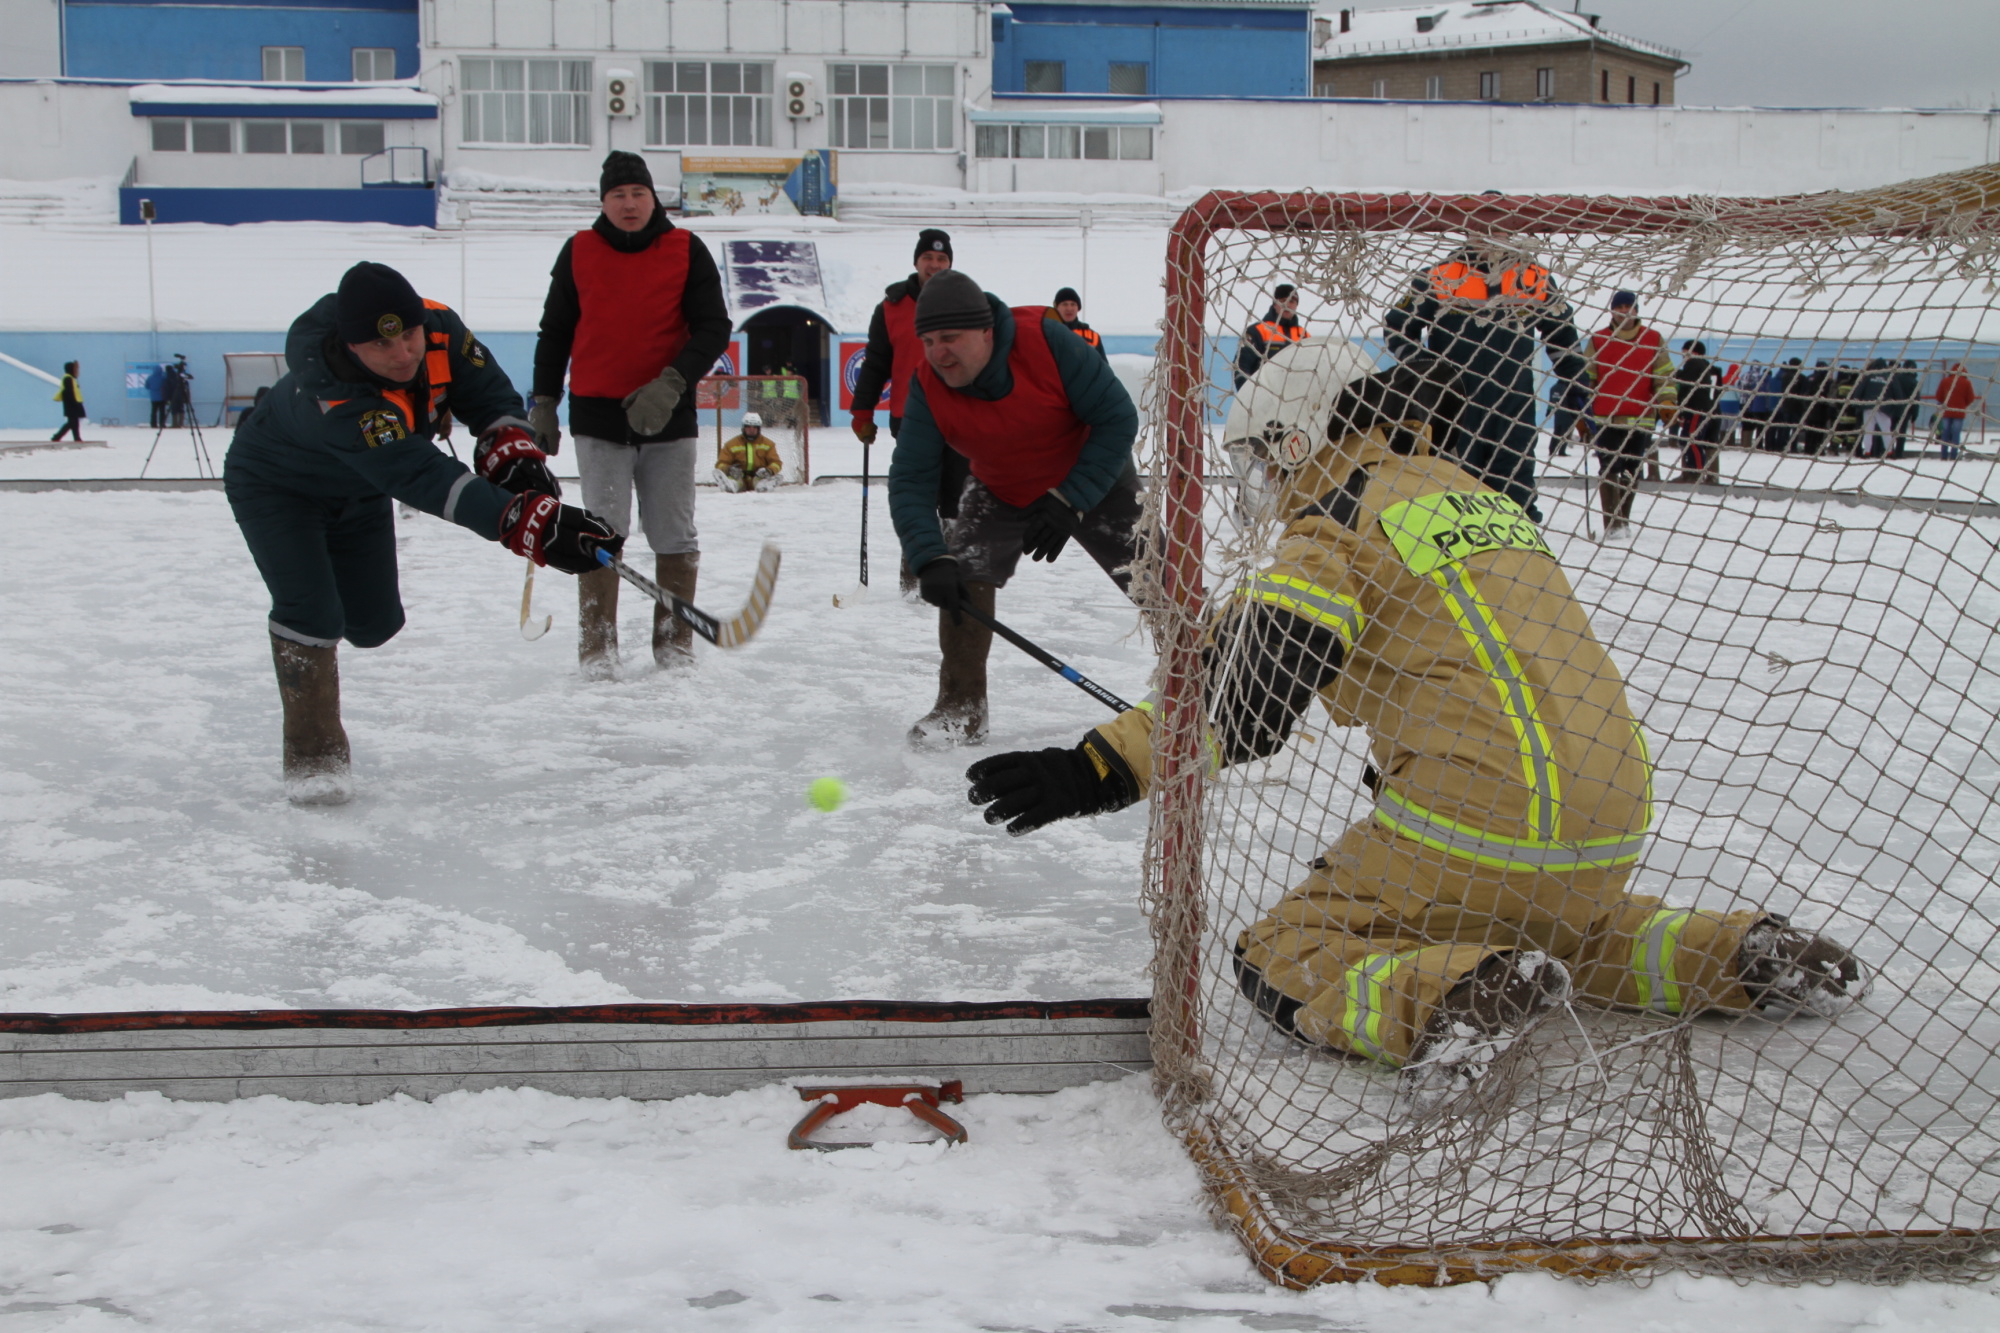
908, 581, 995, 749
272, 634, 353, 807
578, 565, 620, 679
653, 551, 699, 666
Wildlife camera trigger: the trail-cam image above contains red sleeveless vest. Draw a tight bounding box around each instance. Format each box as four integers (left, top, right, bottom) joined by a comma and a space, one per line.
568, 226, 692, 399
918, 309, 1090, 508
882, 289, 920, 417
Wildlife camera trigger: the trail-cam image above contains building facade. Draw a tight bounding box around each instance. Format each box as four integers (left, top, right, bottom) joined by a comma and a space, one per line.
991, 1, 1314, 99
1312, 2, 1682, 105
51, 0, 419, 82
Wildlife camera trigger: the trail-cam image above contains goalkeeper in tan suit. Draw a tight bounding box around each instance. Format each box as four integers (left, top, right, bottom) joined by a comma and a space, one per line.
965, 354, 1865, 1097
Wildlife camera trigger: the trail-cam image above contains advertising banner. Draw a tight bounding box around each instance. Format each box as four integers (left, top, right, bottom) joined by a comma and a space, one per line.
681, 151, 836, 218
838, 339, 890, 412
696, 339, 748, 410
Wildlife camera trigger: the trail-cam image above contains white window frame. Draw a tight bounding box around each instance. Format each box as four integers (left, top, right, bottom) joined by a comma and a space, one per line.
262, 46, 304, 82
150, 118, 187, 152
974, 123, 1151, 161
460, 58, 593, 147
1479, 70, 1499, 100
190, 119, 233, 153
1536, 67, 1555, 100
1425, 75, 1443, 100
828, 63, 954, 152
353, 48, 398, 83
340, 121, 387, 156
644, 61, 775, 148
1370, 78, 1388, 99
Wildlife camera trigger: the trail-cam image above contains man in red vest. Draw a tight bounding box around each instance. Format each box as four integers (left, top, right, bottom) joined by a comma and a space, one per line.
850, 228, 954, 447
1234, 283, 1307, 387
1588, 290, 1678, 536
889, 270, 1141, 748
532, 151, 732, 675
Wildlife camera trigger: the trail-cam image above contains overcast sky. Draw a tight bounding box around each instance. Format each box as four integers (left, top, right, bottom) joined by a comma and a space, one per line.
1538, 1, 2000, 109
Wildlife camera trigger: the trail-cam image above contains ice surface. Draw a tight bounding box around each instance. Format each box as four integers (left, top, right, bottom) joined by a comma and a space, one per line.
0, 464, 1157, 1012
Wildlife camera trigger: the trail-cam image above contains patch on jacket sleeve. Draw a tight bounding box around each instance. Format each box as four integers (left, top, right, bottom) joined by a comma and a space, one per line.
358, 409, 408, 448
461, 331, 488, 367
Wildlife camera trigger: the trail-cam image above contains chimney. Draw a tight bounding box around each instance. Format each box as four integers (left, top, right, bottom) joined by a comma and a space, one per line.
1417, 15, 1436, 33
1340, 8, 1352, 32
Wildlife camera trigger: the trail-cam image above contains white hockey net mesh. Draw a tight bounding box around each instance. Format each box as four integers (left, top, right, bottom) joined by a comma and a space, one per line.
1133, 166, 2000, 1287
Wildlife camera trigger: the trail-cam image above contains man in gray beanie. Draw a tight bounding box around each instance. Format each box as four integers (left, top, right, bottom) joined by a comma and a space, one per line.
888, 269, 1142, 748
532, 151, 732, 675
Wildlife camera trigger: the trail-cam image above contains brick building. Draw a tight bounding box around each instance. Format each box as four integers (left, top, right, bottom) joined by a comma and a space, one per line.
1312, 1, 1684, 105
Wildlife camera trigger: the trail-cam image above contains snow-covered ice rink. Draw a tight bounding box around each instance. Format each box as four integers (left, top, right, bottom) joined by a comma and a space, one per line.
3, 432, 1998, 1329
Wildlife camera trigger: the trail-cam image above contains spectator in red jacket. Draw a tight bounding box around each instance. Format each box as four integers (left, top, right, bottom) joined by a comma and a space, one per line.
1935, 362, 1979, 461
1588, 291, 1677, 536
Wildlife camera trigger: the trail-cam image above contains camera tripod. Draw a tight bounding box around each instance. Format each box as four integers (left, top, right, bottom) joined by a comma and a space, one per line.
139, 406, 215, 479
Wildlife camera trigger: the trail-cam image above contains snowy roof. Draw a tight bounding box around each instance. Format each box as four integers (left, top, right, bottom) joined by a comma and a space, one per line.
971, 101, 1164, 125
1315, 2, 1682, 65
128, 83, 438, 119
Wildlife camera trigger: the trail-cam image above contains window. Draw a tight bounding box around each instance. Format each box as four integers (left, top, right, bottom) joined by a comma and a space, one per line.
290, 122, 325, 154
1024, 60, 1065, 93
191, 119, 233, 153
460, 58, 592, 146
976, 122, 1150, 160
1371, 78, 1387, 99
1627, 74, 1636, 103
150, 119, 186, 152
262, 47, 304, 82
644, 61, 773, 147
1425, 75, 1443, 100
1536, 67, 1554, 100
340, 121, 386, 155
1652, 80, 1662, 105
243, 121, 288, 154
1479, 71, 1499, 100
828, 63, 953, 151
1314, 81, 1336, 97
1600, 69, 1609, 102
1108, 62, 1148, 96
352, 48, 397, 82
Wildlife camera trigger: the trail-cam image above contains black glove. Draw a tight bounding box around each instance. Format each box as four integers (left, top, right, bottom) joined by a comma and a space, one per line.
917, 556, 970, 623
500, 493, 624, 575
1021, 490, 1081, 563
475, 424, 562, 497
967, 743, 1136, 836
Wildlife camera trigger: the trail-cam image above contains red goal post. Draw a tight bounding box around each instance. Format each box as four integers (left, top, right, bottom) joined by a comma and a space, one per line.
1144, 165, 2000, 1288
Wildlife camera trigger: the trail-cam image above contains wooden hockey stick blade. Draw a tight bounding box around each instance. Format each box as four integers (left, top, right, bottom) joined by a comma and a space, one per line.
596, 544, 781, 649
519, 560, 552, 641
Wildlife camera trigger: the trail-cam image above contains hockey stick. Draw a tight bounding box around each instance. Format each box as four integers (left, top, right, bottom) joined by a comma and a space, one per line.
832, 436, 871, 608
961, 604, 1134, 714
519, 560, 552, 640
594, 543, 781, 649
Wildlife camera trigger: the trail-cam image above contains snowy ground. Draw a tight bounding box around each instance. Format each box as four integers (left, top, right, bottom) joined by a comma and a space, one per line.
3, 437, 1998, 1328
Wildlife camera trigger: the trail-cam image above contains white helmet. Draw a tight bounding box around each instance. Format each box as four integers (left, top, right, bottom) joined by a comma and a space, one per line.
742, 412, 763, 430
1222, 337, 1376, 527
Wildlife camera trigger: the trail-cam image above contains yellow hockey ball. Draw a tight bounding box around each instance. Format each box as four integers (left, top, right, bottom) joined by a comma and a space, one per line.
808, 777, 848, 812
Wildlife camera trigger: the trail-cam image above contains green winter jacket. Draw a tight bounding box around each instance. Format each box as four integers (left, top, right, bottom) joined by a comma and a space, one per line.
224, 294, 526, 540
889, 296, 1138, 571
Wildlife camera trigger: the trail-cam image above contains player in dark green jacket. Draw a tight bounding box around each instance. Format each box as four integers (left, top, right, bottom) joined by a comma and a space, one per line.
225, 261, 622, 805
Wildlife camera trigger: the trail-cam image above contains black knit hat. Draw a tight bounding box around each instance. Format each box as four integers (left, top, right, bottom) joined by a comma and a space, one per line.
914, 228, 953, 264
599, 150, 655, 199
1273, 283, 1297, 301
1053, 287, 1081, 308
914, 270, 994, 335
335, 261, 425, 344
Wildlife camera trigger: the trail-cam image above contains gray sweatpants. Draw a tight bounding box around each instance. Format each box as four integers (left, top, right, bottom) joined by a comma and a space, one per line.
574, 435, 700, 556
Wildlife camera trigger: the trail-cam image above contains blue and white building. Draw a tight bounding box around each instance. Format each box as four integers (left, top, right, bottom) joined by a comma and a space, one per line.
990, 0, 1314, 99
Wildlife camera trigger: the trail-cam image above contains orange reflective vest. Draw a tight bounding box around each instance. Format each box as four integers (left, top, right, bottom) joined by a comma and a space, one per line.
1254, 320, 1308, 345
1427, 261, 1552, 304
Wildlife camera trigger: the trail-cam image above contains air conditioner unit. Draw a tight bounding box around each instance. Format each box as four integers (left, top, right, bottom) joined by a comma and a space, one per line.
605, 68, 637, 118
784, 72, 817, 120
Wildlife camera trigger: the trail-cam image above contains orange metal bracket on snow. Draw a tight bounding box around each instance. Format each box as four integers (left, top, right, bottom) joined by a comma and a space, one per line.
787, 1081, 968, 1151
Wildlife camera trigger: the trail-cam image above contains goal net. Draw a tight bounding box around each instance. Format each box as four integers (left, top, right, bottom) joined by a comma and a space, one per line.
1135, 164, 2000, 1287
695, 374, 813, 485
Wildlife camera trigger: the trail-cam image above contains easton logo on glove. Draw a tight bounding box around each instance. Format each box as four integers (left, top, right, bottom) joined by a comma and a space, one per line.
501, 493, 560, 565
476, 425, 560, 497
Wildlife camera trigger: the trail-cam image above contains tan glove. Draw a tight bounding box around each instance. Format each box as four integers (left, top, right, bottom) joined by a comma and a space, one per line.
527, 395, 561, 454
852, 414, 879, 446
621, 367, 687, 436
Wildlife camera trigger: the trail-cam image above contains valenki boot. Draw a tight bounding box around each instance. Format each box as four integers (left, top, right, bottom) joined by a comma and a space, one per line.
653, 551, 700, 666
578, 564, 620, 680
271, 634, 353, 807
908, 581, 995, 749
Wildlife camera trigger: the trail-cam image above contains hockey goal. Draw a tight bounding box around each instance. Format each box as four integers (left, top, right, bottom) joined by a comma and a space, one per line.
1137, 165, 2000, 1287
696, 373, 813, 484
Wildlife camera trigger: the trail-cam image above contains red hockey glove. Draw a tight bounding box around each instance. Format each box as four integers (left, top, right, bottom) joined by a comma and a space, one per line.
852, 413, 879, 447
476, 423, 562, 497
500, 493, 622, 575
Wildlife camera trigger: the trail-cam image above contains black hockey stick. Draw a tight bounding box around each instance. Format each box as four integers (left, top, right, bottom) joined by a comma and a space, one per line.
594, 544, 782, 649
961, 604, 1134, 714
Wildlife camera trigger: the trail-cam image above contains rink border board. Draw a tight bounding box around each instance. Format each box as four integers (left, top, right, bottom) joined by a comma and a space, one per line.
0, 999, 1153, 1105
